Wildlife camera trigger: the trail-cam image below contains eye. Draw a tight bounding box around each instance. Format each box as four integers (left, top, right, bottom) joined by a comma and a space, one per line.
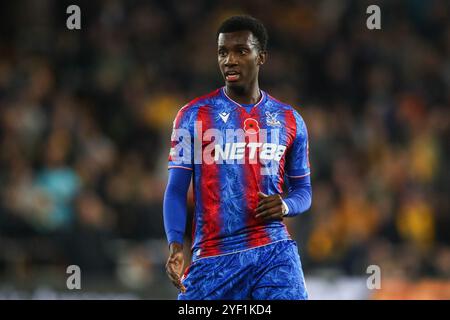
239, 49, 247, 55
218, 50, 227, 57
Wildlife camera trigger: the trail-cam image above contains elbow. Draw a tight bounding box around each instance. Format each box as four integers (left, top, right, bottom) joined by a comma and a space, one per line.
297, 187, 312, 214
305, 197, 312, 212
165, 181, 186, 199
306, 187, 312, 211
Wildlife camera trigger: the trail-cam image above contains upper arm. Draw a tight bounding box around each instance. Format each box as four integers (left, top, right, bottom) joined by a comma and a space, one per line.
168, 106, 195, 171
285, 109, 311, 179
166, 167, 192, 195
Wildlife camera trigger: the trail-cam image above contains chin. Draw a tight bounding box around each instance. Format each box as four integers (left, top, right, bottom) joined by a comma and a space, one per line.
226, 81, 246, 93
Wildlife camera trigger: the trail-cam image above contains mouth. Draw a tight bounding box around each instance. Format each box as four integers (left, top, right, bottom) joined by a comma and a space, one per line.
225, 70, 241, 82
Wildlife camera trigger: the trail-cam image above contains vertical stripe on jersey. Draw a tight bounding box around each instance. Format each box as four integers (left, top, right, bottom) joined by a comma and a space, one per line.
241, 108, 272, 247
277, 109, 297, 192
198, 105, 222, 256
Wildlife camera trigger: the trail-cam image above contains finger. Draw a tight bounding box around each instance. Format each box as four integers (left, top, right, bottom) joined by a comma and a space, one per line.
166, 262, 179, 277
168, 255, 183, 270
168, 262, 183, 279
255, 202, 270, 213
256, 197, 281, 212
167, 272, 181, 289
258, 208, 284, 220
168, 254, 181, 264
256, 196, 273, 207
257, 196, 279, 206
167, 270, 184, 291
259, 194, 282, 203
166, 263, 181, 283
166, 262, 181, 279
257, 191, 268, 199
170, 278, 182, 290
262, 213, 284, 221
257, 195, 279, 206
166, 268, 180, 286
256, 206, 282, 218
168, 266, 186, 293
256, 209, 280, 219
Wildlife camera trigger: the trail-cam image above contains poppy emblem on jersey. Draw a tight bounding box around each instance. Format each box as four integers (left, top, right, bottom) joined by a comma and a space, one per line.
265, 111, 281, 127
244, 118, 260, 134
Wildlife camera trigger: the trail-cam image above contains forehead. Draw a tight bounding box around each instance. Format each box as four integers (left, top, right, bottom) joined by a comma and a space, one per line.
217, 30, 257, 48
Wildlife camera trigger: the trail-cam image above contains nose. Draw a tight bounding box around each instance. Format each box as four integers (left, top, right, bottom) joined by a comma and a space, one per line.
224, 52, 238, 66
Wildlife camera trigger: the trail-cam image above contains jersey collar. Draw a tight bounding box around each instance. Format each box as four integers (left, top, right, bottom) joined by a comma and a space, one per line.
221, 87, 266, 114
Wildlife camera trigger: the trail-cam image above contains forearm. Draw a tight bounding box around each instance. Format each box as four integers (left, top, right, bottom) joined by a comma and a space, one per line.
283, 175, 312, 217
163, 168, 192, 245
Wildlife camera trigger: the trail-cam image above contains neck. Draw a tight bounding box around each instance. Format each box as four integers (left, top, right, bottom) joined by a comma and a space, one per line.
225, 80, 261, 105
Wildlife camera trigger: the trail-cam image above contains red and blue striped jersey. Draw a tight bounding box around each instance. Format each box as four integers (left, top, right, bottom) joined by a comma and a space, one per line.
168, 87, 310, 260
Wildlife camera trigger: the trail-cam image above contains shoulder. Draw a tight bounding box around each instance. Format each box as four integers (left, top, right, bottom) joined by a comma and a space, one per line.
177, 88, 221, 117
172, 89, 221, 128
265, 93, 307, 127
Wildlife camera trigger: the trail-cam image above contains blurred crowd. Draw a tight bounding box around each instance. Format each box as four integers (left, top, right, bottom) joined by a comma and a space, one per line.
0, 0, 449, 294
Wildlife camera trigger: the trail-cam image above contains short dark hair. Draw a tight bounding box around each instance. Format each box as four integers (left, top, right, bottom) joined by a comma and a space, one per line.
216, 15, 268, 52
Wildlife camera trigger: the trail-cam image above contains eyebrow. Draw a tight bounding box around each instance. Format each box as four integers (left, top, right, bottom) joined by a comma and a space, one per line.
218, 43, 253, 49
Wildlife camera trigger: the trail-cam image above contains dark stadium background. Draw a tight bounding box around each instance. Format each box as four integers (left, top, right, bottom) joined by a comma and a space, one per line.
0, 0, 448, 299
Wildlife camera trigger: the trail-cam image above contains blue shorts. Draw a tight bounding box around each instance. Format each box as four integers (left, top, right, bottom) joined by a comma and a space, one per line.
178, 240, 308, 300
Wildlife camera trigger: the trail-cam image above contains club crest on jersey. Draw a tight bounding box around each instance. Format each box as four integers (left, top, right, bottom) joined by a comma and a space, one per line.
265, 111, 281, 127
243, 118, 260, 134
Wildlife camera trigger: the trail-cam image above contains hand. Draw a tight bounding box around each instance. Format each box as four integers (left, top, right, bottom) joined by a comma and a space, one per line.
255, 192, 285, 221
165, 242, 187, 293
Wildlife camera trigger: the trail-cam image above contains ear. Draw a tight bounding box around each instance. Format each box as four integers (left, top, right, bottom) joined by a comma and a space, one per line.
257, 51, 267, 66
